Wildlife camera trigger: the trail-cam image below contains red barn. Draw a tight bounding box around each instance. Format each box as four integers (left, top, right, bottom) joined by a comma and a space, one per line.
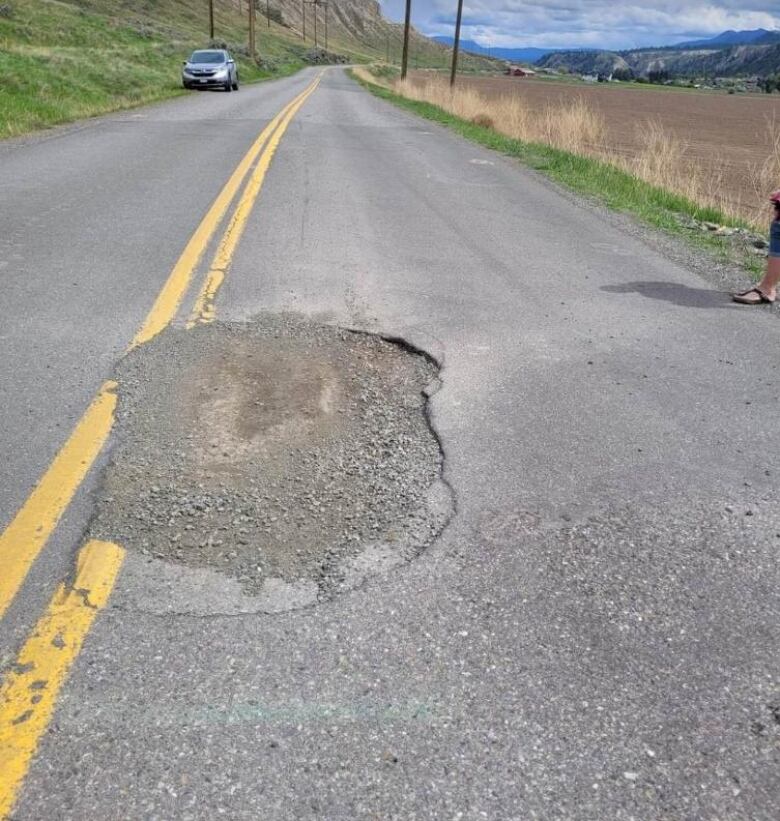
504, 66, 536, 77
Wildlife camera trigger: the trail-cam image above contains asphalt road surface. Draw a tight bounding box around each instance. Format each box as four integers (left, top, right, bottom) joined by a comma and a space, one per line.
1, 67, 779, 819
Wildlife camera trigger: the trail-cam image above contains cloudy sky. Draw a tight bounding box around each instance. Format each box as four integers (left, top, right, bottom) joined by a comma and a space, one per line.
378, 1, 780, 50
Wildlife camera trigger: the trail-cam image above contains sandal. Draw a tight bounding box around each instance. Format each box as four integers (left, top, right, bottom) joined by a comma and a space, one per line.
732, 287, 775, 305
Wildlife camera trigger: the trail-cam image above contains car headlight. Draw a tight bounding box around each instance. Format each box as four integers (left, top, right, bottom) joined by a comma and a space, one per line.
213, 67, 228, 77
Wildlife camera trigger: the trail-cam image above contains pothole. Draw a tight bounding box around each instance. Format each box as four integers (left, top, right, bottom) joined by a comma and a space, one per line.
89, 314, 451, 611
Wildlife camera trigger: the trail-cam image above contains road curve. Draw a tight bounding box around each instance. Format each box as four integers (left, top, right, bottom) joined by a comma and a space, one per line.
2, 68, 779, 819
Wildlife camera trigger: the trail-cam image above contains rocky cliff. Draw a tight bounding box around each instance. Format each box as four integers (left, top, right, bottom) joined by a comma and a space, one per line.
225, 0, 445, 59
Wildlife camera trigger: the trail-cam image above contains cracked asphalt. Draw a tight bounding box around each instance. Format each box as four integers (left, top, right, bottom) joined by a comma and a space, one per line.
2, 67, 779, 818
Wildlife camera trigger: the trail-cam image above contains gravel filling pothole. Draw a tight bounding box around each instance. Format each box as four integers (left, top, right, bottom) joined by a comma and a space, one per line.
89, 314, 450, 607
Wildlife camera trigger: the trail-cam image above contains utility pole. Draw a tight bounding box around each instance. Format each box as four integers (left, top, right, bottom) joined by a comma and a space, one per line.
266, 0, 270, 27
450, 0, 464, 86
323, 1, 328, 50
209, 0, 214, 40
301, 0, 306, 40
400, 0, 412, 79
304, 0, 322, 48
248, 0, 256, 58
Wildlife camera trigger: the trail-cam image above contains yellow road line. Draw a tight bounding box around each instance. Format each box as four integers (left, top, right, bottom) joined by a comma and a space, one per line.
0, 71, 322, 821
0, 382, 117, 620
0, 73, 323, 818
0, 77, 322, 621
131, 75, 321, 348
0, 540, 125, 820
188, 74, 322, 326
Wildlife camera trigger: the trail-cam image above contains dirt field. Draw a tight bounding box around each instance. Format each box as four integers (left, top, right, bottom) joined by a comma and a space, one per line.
441, 75, 780, 223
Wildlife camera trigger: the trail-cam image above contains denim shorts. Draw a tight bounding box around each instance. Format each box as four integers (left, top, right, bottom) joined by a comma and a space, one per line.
771, 219, 780, 258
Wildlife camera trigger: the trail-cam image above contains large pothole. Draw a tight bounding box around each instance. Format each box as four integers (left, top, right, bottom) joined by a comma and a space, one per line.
90, 315, 450, 609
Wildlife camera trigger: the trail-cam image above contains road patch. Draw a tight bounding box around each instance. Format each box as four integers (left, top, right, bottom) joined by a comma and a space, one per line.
88, 315, 450, 608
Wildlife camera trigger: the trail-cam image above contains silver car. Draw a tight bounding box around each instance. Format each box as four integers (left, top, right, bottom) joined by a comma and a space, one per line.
182, 50, 239, 92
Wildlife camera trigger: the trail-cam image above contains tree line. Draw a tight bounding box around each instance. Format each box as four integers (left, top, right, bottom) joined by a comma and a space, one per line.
758, 75, 780, 93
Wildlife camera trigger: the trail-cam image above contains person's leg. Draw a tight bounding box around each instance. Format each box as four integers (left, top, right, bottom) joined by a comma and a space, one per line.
734, 214, 780, 304
757, 256, 780, 300
733, 257, 780, 304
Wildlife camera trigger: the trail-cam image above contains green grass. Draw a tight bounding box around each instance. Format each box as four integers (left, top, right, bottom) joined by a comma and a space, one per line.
0, 0, 311, 137
351, 70, 764, 278
366, 63, 401, 83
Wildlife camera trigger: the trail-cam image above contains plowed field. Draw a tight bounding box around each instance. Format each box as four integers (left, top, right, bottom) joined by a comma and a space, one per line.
448, 76, 780, 224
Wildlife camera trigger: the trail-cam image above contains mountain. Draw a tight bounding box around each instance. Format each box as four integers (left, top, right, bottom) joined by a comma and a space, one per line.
432, 30, 780, 68
755, 30, 780, 45
432, 36, 561, 64
258, 1, 499, 69
538, 50, 633, 77
675, 29, 779, 48
238, 0, 485, 65
537, 40, 780, 79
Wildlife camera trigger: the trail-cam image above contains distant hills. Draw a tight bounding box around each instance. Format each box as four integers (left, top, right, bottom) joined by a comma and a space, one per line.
537, 37, 780, 79
675, 29, 780, 48
432, 30, 780, 76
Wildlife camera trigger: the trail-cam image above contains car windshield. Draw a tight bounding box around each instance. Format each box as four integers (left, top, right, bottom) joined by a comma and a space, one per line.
189, 51, 226, 64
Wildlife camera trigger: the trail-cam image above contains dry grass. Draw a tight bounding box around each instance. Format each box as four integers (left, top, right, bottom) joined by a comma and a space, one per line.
613, 120, 734, 221
392, 74, 776, 229
351, 65, 381, 86
748, 117, 780, 216
394, 76, 606, 156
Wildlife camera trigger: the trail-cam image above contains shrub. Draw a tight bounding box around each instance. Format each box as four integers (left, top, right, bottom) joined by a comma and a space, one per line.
471, 113, 494, 128
647, 69, 670, 84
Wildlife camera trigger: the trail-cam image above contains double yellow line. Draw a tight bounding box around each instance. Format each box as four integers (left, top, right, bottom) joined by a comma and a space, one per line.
188, 77, 320, 326
0, 71, 321, 819
134, 74, 321, 346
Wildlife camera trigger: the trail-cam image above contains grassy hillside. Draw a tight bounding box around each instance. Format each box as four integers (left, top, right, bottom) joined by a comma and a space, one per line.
0, 0, 499, 138
0, 0, 312, 137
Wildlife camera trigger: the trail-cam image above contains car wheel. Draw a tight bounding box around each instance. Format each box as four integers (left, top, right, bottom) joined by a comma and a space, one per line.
232, 77, 239, 91
224, 78, 232, 92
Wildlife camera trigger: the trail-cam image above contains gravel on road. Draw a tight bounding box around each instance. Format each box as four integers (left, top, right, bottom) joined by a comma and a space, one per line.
88, 315, 451, 607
